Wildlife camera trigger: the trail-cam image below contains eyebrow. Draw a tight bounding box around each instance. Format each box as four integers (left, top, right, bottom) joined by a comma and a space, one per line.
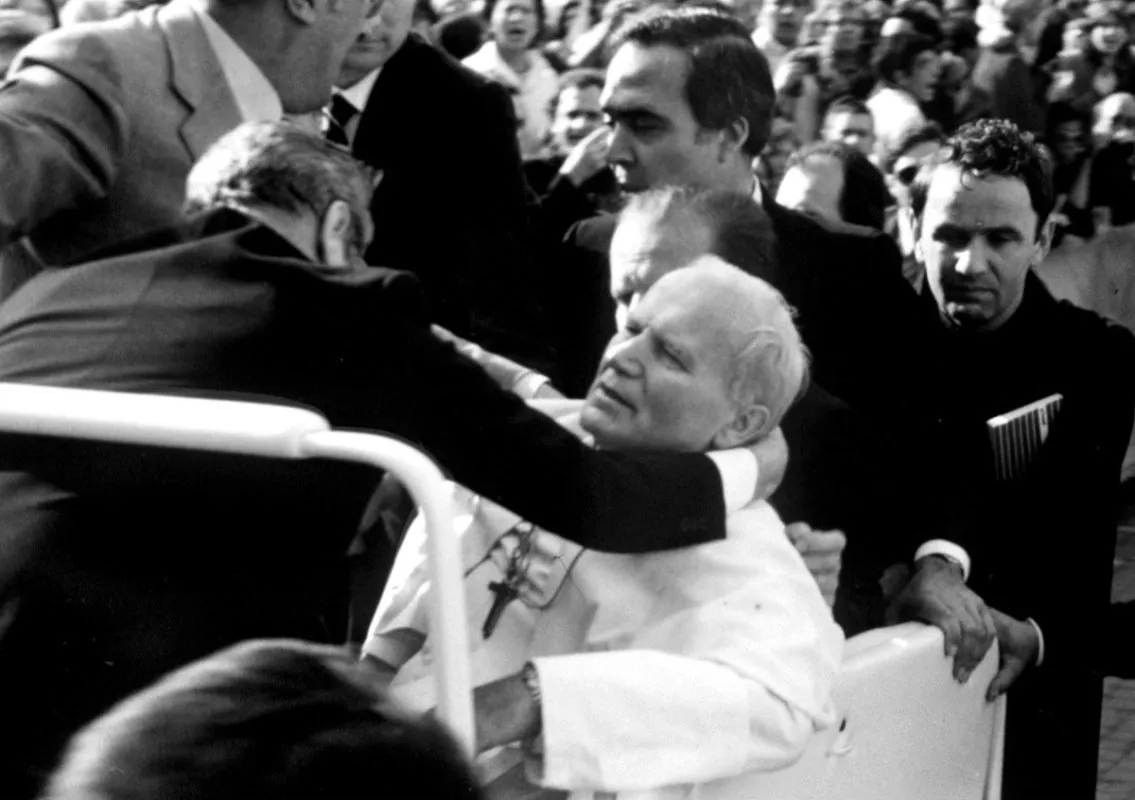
933, 223, 1025, 240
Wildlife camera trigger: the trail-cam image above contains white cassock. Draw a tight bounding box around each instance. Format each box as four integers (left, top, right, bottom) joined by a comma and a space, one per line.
363, 401, 844, 800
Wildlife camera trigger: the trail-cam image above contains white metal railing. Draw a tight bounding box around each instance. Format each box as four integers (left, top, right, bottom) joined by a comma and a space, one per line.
0, 383, 474, 754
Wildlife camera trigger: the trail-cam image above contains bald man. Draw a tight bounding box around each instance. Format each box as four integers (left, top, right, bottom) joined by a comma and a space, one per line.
364, 257, 844, 797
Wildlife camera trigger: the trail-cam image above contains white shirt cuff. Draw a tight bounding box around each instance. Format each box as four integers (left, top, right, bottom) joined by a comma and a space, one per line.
1027, 617, 1045, 666
914, 539, 972, 583
707, 448, 759, 513
511, 370, 552, 400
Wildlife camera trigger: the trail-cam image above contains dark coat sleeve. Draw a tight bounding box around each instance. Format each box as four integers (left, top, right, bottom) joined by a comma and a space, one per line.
330, 270, 733, 554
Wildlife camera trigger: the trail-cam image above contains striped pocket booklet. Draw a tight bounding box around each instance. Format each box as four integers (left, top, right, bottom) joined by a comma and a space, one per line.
987, 393, 1064, 482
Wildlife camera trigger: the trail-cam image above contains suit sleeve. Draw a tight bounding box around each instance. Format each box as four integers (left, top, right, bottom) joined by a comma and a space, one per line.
344, 273, 732, 553
0, 26, 128, 248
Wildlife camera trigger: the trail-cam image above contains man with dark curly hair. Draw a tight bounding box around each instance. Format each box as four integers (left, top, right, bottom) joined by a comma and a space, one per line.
897, 117, 1135, 800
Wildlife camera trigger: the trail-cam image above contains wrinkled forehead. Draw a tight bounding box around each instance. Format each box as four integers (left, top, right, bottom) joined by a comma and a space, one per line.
829, 110, 874, 132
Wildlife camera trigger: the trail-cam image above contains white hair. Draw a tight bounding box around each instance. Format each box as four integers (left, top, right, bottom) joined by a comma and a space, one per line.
686, 255, 809, 442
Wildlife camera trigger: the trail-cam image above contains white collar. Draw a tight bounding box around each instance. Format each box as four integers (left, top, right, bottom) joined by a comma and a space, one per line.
190, 2, 283, 123
338, 67, 382, 114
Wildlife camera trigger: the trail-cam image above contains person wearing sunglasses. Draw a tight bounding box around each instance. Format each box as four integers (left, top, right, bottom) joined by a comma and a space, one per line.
882, 122, 945, 292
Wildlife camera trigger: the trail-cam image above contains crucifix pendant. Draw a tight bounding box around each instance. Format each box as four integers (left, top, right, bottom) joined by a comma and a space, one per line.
483, 580, 519, 639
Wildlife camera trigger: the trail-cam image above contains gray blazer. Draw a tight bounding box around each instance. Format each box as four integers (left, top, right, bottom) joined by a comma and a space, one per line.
0, 0, 242, 296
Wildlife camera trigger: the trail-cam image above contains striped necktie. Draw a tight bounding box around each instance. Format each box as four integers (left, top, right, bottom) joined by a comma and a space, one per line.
326, 94, 358, 148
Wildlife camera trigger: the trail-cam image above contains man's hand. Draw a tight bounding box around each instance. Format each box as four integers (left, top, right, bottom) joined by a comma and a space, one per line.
785, 522, 845, 607
888, 556, 996, 683
986, 608, 1040, 701
750, 426, 788, 500
559, 126, 611, 187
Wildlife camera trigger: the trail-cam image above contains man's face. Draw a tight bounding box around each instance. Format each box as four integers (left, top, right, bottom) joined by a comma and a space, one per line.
550, 84, 605, 153
581, 269, 742, 452
775, 156, 845, 223
915, 164, 1048, 332
601, 44, 727, 193
821, 6, 864, 54
899, 49, 941, 103
339, 0, 414, 78
285, 0, 378, 112
761, 0, 805, 47
823, 110, 875, 156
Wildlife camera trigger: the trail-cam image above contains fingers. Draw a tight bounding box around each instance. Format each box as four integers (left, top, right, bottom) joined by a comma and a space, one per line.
784, 521, 813, 550
951, 595, 996, 683
987, 656, 1025, 701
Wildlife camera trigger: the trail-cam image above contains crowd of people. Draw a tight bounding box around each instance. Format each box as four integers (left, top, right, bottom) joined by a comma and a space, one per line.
1, 0, 1135, 797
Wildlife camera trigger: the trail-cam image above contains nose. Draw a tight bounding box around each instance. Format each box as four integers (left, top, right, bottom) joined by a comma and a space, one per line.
365, 0, 384, 18
604, 330, 647, 378
606, 124, 633, 167
953, 237, 990, 277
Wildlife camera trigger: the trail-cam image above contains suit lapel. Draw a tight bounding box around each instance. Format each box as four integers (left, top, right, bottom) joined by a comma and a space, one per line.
158, 0, 243, 161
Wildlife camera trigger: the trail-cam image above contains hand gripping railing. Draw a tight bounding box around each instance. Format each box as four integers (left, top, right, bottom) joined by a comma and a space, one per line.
0, 383, 475, 754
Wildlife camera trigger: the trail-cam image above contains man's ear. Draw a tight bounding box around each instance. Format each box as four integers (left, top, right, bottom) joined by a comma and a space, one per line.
712, 403, 770, 450
318, 199, 354, 268
284, 0, 319, 25
718, 118, 751, 163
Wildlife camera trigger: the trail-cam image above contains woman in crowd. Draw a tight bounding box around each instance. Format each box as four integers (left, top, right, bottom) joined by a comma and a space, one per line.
1048, 7, 1135, 113
464, 0, 560, 157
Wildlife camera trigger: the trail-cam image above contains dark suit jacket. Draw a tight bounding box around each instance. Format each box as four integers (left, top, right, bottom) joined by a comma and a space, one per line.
917, 274, 1135, 800
350, 35, 549, 369
0, 210, 734, 796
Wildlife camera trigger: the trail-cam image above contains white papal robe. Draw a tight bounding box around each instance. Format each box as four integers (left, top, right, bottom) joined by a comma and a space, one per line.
363, 401, 844, 799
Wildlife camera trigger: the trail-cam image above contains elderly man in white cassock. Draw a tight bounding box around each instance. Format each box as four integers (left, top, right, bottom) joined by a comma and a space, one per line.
362, 256, 844, 799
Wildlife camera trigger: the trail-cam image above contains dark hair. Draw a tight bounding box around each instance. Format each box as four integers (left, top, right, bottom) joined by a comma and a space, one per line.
883, 120, 945, 174
611, 7, 775, 157
823, 94, 872, 121
787, 140, 890, 230
941, 16, 978, 53
872, 31, 938, 85
41, 640, 481, 800
909, 118, 1055, 236
185, 122, 376, 257
482, 0, 546, 46
548, 67, 606, 118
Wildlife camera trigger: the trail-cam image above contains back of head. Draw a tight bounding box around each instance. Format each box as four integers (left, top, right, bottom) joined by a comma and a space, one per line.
42, 640, 480, 800
616, 185, 777, 280
910, 118, 1054, 235
432, 11, 487, 58
787, 140, 890, 230
611, 6, 775, 157
184, 121, 375, 254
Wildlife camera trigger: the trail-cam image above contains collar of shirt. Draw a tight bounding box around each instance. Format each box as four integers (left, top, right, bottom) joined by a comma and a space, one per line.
338, 67, 382, 113
190, 1, 283, 123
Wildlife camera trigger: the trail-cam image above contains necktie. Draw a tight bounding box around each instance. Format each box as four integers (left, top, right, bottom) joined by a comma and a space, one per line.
326, 94, 358, 148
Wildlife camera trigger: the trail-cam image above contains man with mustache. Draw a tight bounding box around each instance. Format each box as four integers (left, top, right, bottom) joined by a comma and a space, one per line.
904, 117, 1135, 800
